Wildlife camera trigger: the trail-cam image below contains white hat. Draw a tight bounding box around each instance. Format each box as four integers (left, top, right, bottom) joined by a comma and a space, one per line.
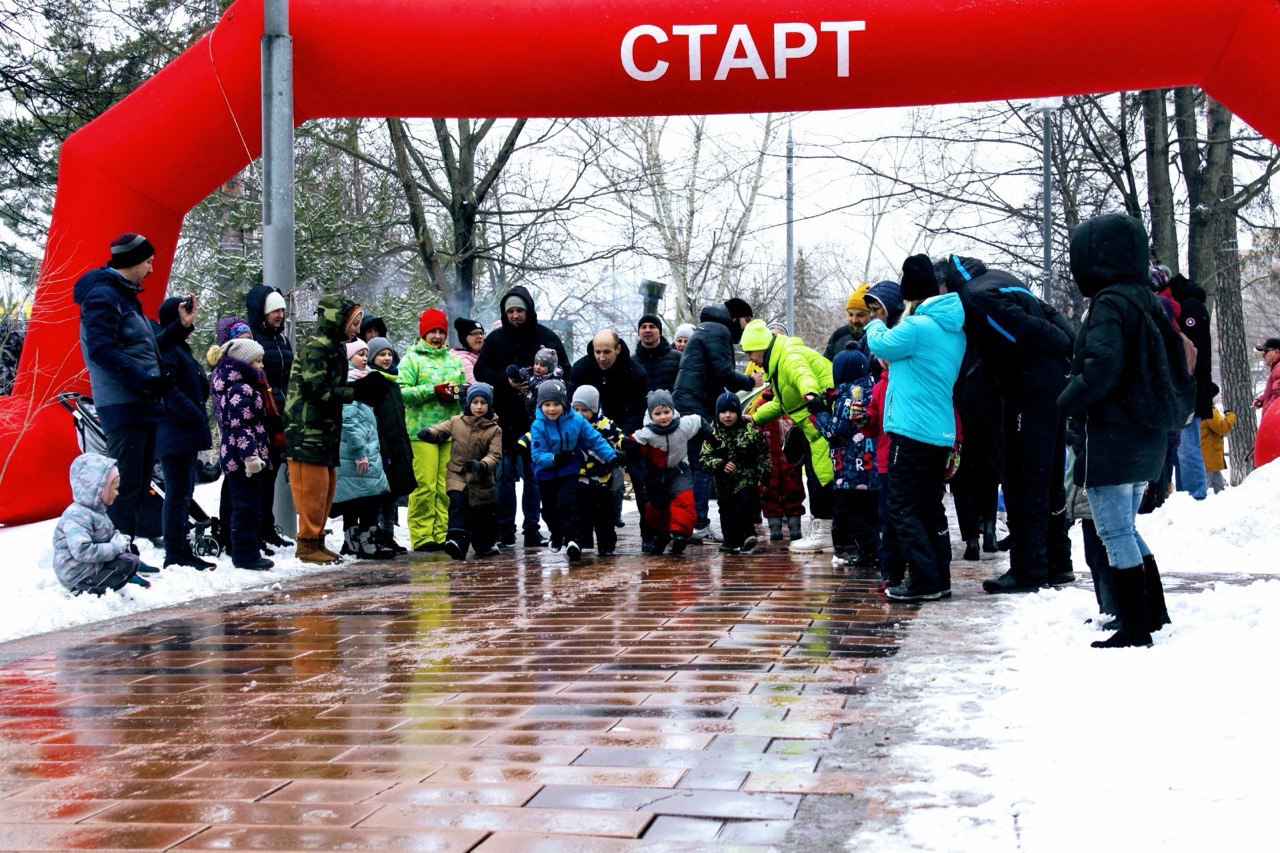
263, 290, 287, 315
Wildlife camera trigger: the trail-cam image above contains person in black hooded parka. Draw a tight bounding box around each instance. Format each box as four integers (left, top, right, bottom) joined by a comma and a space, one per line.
673, 305, 754, 536
570, 331, 648, 434
634, 314, 682, 395
935, 254, 1076, 593
474, 285, 569, 546
1059, 212, 1172, 649
245, 284, 294, 548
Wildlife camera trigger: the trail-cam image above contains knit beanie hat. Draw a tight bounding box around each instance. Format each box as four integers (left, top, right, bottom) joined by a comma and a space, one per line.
216, 316, 250, 345
647, 389, 675, 416
674, 323, 696, 341
454, 316, 483, 340
107, 233, 155, 269
725, 297, 753, 321
739, 319, 773, 352
222, 337, 264, 365
466, 382, 494, 410
501, 291, 530, 314
263, 290, 288, 315
534, 348, 559, 371
537, 379, 569, 408
572, 384, 600, 416
715, 390, 742, 417
832, 343, 870, 385
767, 321, 788, 335
1149, 263, 1173, 291
366, 336, 394, 365
637, 313, 662, 331
345, 340, 368, 360
900, 254, 939, 302
846, 283, 871, 311
419, 307, 447, 338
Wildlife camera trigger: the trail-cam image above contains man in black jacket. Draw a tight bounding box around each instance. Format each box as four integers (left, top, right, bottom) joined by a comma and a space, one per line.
673, 304, 754, 537
936, 254, 1077, 593
474, 285, 569, 547
634, 314, 682, 394
246, 284, 294, 548
1164, 272, 1212, 501
570, 330, 647, 434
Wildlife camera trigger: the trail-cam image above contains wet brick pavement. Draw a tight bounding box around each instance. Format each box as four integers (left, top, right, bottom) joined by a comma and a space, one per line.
0, 526, 923, 850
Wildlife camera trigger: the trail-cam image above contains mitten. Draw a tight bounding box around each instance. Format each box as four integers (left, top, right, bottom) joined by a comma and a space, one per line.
245, 455, 266, 477
433, 383, 456, 404
553, 451, 575, 467
805, 394, 828, 415
461, 459, 482, 475
417, 428, 441, 443
506, 365, 522, 380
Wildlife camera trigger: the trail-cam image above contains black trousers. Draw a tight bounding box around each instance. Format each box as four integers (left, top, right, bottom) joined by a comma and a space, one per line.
331, 495, 380, 529
886, 434, 951, 593
447, 489, 497, 556
540, 474, 581, 546
832, 488, 879, 556
225, 468, 263, 565
73, 555, 138, 596
716, 482, 761, 549
579, 482, 617, 553
951, 451, 999, 542
877, 471, 905, 585
105, 421, 157, 541
258, 462, 281, 539
159, 452, 197, 562
1003, 390, 1072, 584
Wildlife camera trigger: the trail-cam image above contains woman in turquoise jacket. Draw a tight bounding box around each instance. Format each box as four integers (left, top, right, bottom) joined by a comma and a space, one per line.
864, 254, 966, 602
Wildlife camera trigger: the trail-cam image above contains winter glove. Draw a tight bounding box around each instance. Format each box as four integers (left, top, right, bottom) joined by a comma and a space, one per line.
433, 383, 456, 404
805, 394, 828, 415
943, 444, 962, 482
144, 372, 175, 397
351, 375, 389, 406
354, 456, 370, 476
245, 455, 266, 477
461, 459, 483, 475
553, 451, 576, 467
506, 365, 523, 381
620, 436, 641, 455
417, 428, 442, 443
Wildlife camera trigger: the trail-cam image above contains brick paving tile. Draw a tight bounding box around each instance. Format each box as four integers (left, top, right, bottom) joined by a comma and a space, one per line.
0, 525, 919, 849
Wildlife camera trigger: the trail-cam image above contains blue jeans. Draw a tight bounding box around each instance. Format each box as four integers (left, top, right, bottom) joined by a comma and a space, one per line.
1174, 418, 1207, 500
498, 450, 541, 536
1084, 482, 1152, 569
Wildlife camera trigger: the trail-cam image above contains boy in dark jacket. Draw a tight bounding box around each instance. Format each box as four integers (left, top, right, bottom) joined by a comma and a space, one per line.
700, 391, 769, 554
571, 385, 625, 556
364, 337, 415, 554
529, 380, 618, 561
418, 383, 503, 560
813, 345, 879, 567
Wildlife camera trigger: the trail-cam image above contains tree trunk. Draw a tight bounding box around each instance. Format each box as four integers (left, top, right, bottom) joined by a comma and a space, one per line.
1141, 89, 1179, 272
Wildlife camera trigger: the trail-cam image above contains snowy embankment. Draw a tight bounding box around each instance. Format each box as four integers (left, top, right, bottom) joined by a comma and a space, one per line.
848, 461, 1280, 852
0, 482, 354, 645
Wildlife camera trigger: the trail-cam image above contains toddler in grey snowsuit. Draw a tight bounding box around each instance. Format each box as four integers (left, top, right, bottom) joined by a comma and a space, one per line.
53, 453, 150, 596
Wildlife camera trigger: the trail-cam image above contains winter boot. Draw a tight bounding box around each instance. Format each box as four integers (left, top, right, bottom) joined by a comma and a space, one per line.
1143, 554, 1172, 632
740, 534, 758, 553
652, 532, 671, 556
790, 518, 833, 553
234, 557, 274, 571
963, 537, 981, 561
982, 570, 1046, 594
340, 527, 360, 557
444, 538, 467, 561
376, 527, 408, 556
365, 526, 396, 559
262, 529, 294, 549
166, 552, 216, 571
1091, 567, 1153, 649
296, 537, 339, 565
524, 529, 547, 548
787, 515, 804, 540
669, 535, 689, 556
982, 519, 998, 553
768, 517, 784, 541
566, 540, 582, 561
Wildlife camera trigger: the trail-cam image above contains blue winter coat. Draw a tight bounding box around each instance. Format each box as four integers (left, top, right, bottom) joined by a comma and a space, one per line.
334, 399, 389, 503
864, 293, 966, 448
73, 267, 164, 432
814, 379, 878, 490
529, 407, 617, 480
53, 453, 128, 592
154, 297, 212, 457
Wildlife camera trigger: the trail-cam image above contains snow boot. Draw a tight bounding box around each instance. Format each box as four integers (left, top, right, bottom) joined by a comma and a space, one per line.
444, 538, 466, 561
1143, 554, 1172, 632
566, 541, 582, 561
524, 529, 547, 548
340, 527, 360, 557
234, 557, 274, 571
982, 570, 1047, 594
1091, 566, 1153, 649
787, 515, 804, 540
790, 518, 833, 553
982, 519, 998, 553
768, 517, 784, 541
262, 530, 294, 549
652, 532, 671, 556
963, 537, 981, 561
669, 535, 689, 556
167, 552, 216, 571
296, 537, 339, 565
740, 535, 758, 553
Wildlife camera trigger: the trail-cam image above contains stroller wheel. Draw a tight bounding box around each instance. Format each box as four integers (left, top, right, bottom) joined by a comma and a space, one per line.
195, 535, 223, 558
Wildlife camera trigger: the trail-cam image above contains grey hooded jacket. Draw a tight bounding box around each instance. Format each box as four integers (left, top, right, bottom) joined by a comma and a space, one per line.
53, 454, 128, 591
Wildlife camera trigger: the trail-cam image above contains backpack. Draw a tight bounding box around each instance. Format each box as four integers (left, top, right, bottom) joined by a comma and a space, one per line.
1098, 289, 1196, 431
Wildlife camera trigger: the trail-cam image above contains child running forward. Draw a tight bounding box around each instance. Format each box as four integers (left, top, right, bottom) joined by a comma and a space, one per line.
624, 390, 705, 557
571, 385, 625, 556
700, 390, 769, 554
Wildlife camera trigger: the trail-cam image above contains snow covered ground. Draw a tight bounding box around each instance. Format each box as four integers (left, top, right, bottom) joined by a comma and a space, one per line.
846, 461, 1280, 851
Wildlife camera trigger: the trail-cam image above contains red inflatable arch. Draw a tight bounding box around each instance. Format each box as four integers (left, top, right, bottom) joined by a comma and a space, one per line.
4, 0, 1280, 523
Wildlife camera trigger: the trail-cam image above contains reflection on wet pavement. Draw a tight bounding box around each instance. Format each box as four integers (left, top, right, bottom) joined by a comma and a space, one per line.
0, 529, 915, 849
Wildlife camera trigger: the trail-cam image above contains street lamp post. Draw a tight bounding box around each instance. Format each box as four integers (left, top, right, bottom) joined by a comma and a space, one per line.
639, 278, 667, 321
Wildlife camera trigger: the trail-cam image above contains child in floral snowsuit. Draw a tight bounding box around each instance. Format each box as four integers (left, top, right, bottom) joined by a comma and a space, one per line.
211, 337, 274, 570
700, 391, 769, 554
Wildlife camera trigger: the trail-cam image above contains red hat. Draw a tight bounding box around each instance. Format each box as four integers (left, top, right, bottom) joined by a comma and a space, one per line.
419, 307, 447, 338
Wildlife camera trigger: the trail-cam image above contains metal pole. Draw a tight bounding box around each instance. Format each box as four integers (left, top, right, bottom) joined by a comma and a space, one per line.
262, 0, 295, 301
785, 119, 795, 333
1042, 109, 1052, 302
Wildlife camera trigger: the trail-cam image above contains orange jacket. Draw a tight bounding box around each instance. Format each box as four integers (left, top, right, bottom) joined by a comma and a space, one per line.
1200, 407, 1236, 472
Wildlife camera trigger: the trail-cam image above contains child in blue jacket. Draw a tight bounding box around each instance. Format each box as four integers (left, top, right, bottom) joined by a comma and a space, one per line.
812, 344, 879, 568
529, 379, 618, 561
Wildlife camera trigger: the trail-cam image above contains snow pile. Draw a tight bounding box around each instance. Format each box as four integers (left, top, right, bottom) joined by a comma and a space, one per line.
1137, 459, 1280, 575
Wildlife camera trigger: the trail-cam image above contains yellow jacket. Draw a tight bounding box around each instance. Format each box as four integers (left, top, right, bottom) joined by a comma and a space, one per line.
1200, 407, 1236, 472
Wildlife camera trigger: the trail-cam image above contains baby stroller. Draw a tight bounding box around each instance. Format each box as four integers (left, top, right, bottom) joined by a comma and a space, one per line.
57, 391, 223, 558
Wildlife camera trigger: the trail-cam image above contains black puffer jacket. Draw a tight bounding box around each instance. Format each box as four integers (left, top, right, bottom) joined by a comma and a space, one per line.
635, 337, 682, 395
153, 297, 211, 458
823, 324, 860, 361
245, 284, 293, 410
672, 306, 753, 420
1058, 213, 1167, 488
473, 285, 570, 450
1167, 274, 1213, 419
938, 255, 1075, 398
570, 338, 648, 433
